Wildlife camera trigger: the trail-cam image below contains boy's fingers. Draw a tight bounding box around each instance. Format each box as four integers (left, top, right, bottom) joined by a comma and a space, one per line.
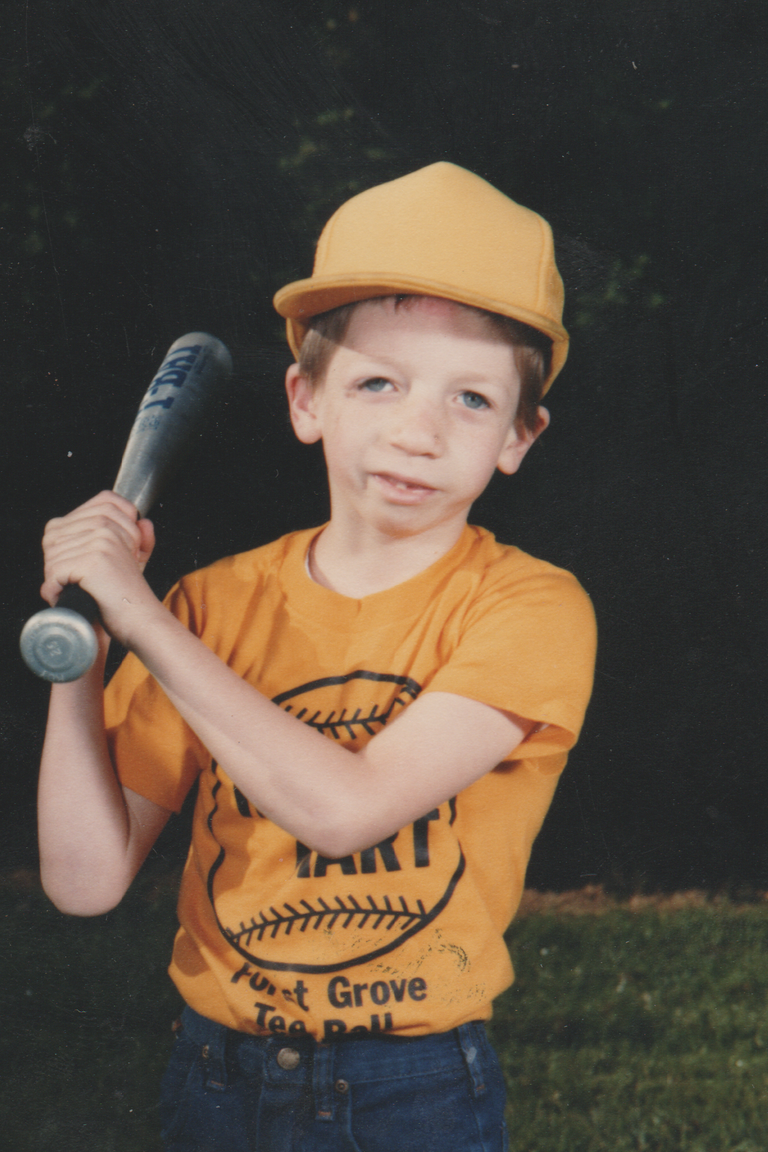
40, 496, 149, 602
43, 496, 143, 552
36, 490, 156, 627
43, 492, 139, 543
80, 490, 139, 517
39, 578, 61, 607
42, 525, 142, 583
137, 518, 156, 569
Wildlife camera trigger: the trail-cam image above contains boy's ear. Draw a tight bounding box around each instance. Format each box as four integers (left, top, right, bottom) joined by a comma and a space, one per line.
285, 364, 322, 444
496, 406, 550, 475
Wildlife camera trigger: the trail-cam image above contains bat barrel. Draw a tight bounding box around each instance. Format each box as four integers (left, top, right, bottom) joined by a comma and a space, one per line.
113, 333, 233, 515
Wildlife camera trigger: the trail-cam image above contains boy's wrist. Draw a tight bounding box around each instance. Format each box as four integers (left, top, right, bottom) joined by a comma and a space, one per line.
120, 593, 180, 662
48, 631, 109, 708
100, 580, 168, 653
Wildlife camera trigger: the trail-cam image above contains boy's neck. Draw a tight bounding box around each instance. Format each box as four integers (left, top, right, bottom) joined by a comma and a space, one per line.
308, 518, 468, 598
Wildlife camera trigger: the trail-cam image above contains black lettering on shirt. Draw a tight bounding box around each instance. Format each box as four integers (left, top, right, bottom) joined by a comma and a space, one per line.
230, 962, 276, 996
254, 1001, 275, 1027
328, 976, 353, 1009
314, 853, 358, 877
370, 981, 390, 1006
324, 1019, 347, 1040
289, 979, 310, 1011
322, 1014, 394, 1040
295, 832, 407, 877
369, 1012, 394, 1033
295, 840, 311, 877
412, 809, 439, 867
325, 975, 428, 1008
360, 833, 401, 873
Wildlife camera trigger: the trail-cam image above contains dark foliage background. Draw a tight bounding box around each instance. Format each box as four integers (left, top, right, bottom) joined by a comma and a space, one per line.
2, 0, 767, 892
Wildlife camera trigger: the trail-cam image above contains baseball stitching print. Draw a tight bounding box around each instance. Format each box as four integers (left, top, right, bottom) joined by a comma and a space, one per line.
272, 670, 422, 739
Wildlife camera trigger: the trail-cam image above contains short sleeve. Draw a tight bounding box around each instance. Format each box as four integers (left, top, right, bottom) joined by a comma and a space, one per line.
104, 580, 210, 812
426, 561, 596, 766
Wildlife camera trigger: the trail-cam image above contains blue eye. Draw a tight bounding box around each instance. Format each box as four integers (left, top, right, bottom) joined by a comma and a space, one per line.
360, 378, 392, 393
461, 391, 489, 410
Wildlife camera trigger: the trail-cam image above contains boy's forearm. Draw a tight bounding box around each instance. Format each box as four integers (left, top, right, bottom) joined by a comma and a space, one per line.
38, 648, 162, 915
126, 602, 528, 859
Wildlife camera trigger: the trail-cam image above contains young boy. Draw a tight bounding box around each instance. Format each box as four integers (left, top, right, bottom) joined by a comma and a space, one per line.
37, 162, 596, 1152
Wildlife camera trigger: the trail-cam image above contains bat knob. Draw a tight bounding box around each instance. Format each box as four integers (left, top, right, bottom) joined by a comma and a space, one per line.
20, 606, 99, 682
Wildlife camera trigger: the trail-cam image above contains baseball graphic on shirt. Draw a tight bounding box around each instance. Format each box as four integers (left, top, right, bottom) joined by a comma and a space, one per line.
205, 671, 466, 974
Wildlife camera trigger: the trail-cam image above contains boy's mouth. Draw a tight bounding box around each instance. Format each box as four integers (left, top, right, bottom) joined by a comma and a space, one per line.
371, 472, 437, 500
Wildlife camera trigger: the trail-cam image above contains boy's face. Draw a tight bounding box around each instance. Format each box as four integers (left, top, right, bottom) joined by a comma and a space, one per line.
286, 297, 546, 541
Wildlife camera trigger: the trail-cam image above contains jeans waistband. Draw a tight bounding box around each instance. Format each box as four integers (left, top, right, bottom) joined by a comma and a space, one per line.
176, 1004, 493, 1112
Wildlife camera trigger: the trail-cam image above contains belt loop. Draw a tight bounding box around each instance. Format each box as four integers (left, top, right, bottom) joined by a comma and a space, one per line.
182, 1006, 231, 1092
457, 1021, 488, 1098
312, 1042, 335, 1121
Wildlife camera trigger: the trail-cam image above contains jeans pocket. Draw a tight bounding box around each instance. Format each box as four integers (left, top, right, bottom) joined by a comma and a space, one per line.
348, 1064, 501, 1152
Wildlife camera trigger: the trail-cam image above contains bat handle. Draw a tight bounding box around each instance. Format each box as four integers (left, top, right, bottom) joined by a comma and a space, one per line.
20, 584, 101, 682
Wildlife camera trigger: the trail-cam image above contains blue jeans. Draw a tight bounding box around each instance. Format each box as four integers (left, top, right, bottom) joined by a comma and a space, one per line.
160, 1005, 509, 1151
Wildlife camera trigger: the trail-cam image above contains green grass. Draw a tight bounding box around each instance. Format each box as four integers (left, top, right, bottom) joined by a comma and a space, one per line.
2, 871, 768, 1150
0, 867, 181, 1152
490, 899, 768, 1151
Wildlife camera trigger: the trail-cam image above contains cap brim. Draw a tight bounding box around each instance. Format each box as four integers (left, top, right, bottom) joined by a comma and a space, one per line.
274, 273, 569, 393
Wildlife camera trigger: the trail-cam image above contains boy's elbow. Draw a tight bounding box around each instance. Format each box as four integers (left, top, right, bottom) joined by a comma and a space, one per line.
307, 831, 354, 861
305, 816, 388, 862
40, 859, 129, 917
45, 889, 121, 917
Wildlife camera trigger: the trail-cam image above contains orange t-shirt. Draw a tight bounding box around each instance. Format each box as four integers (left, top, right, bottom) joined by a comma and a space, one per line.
105, 524, 596, 1040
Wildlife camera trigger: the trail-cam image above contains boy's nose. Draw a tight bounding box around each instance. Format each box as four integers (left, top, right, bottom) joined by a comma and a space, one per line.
387, 398, 444, 456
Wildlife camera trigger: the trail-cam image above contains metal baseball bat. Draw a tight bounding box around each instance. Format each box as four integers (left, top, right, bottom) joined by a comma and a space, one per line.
20, 332, 233, 682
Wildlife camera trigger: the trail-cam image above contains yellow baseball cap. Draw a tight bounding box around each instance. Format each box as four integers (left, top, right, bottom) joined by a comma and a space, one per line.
274, 162, 568, 393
